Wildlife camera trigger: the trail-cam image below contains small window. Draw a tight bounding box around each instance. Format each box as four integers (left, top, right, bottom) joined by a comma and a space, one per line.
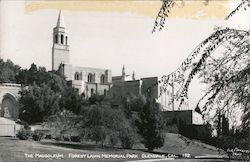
66, 36, 68, 45
100, 75, 105, 84
55, 34, 58, 43
104, 89, 107, 96
61, 35, 64, 44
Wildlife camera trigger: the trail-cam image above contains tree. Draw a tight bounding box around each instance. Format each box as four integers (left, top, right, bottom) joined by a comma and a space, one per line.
81, 102, 139, 148
19, 83, 60, 124
0, 59, 21, 82
59, 86, 88, 114
222, 114, 229, 136
44, 110, 81, 140
153, 0, 249, 128
136, 100, 165, 151
152, 0, 249, 32
122, 94, 147, 117
151, 0, 249, 149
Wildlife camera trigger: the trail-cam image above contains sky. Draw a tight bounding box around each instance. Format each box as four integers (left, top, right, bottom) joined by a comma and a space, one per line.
0, 0, 249, 109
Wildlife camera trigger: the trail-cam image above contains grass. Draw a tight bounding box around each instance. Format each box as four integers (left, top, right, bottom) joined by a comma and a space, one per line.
0, 137, 160, 162
0, 133, 229, 162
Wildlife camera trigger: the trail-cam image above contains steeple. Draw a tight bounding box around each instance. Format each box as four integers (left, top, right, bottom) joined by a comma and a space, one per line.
52, 9, 69, 71
56, 9, 66, 28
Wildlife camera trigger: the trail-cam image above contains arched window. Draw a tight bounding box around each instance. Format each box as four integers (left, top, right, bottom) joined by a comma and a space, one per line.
55, 34, 58, 43
61, 35, 64, 44
100, 75, 105, 84
74, 72, 80, 80
88, 73, 94, 83
66, 36, 68, 45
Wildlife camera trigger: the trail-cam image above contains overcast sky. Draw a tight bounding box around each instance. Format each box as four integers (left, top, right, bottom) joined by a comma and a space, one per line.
0, 0, 249, 109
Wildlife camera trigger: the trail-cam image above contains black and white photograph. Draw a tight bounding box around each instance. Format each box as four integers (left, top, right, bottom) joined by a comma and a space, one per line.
0, 0, 249, 161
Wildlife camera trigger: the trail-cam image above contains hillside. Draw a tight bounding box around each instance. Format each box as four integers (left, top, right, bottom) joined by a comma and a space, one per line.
156, 133, 227, 157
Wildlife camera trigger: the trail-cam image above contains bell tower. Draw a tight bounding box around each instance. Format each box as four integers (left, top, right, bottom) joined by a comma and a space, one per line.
52, 10, 69, 71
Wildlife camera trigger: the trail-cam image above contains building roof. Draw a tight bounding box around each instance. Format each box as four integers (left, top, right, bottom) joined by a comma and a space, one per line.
56, 9, 66, 28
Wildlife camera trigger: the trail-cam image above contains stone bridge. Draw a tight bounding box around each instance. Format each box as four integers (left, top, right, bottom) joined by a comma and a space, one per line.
0, 83, 21, 120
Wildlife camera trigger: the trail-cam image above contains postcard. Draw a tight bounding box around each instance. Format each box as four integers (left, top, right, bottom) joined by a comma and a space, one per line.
0, 0, 249, 161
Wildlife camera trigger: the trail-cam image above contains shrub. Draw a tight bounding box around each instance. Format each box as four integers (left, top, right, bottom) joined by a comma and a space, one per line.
32, 134, 42, 141
119, 128, 137, 149
54, 136, 62, 141
32, 132, 44, 141
17, 128, 31, 140
70, 136, 81, 142
32, 130, 47, 141
87, 126, 106, 145
63, 136, 70, 141
45, 134, 52, 139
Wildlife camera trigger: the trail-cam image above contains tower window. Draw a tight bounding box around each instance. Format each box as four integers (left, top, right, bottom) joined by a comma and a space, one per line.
55, 34, 58, 43
104, 89, 107, 96
61, 35, 64, 44
66, 36, 68, 45
100, 75, 105, 84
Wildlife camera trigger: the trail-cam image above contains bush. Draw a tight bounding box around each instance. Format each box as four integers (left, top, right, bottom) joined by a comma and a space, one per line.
32, 132, 44, 141
88, 126, 106, 145
70, 136, 81, 142
32, 129, 49, 141
119, 128, 137, 149
63, 136, 70, 141
45, 134, 52, 139
54, 136, 62, 141
32, 134, 42, 141
17, 128, 31, 140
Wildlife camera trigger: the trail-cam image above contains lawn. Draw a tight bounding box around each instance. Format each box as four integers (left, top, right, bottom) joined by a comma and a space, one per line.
0, 137, 164, 162
0, 133, 230, 162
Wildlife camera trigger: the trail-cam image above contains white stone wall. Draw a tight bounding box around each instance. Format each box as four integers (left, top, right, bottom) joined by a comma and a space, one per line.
71, 66, 112, 84
63, 64, 112, 96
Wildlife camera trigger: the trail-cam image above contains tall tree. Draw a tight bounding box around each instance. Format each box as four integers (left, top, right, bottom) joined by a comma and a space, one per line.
136, 100, 165, 151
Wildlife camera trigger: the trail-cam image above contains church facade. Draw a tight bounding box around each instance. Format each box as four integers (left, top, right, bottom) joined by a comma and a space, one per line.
52, 10, 112, 97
